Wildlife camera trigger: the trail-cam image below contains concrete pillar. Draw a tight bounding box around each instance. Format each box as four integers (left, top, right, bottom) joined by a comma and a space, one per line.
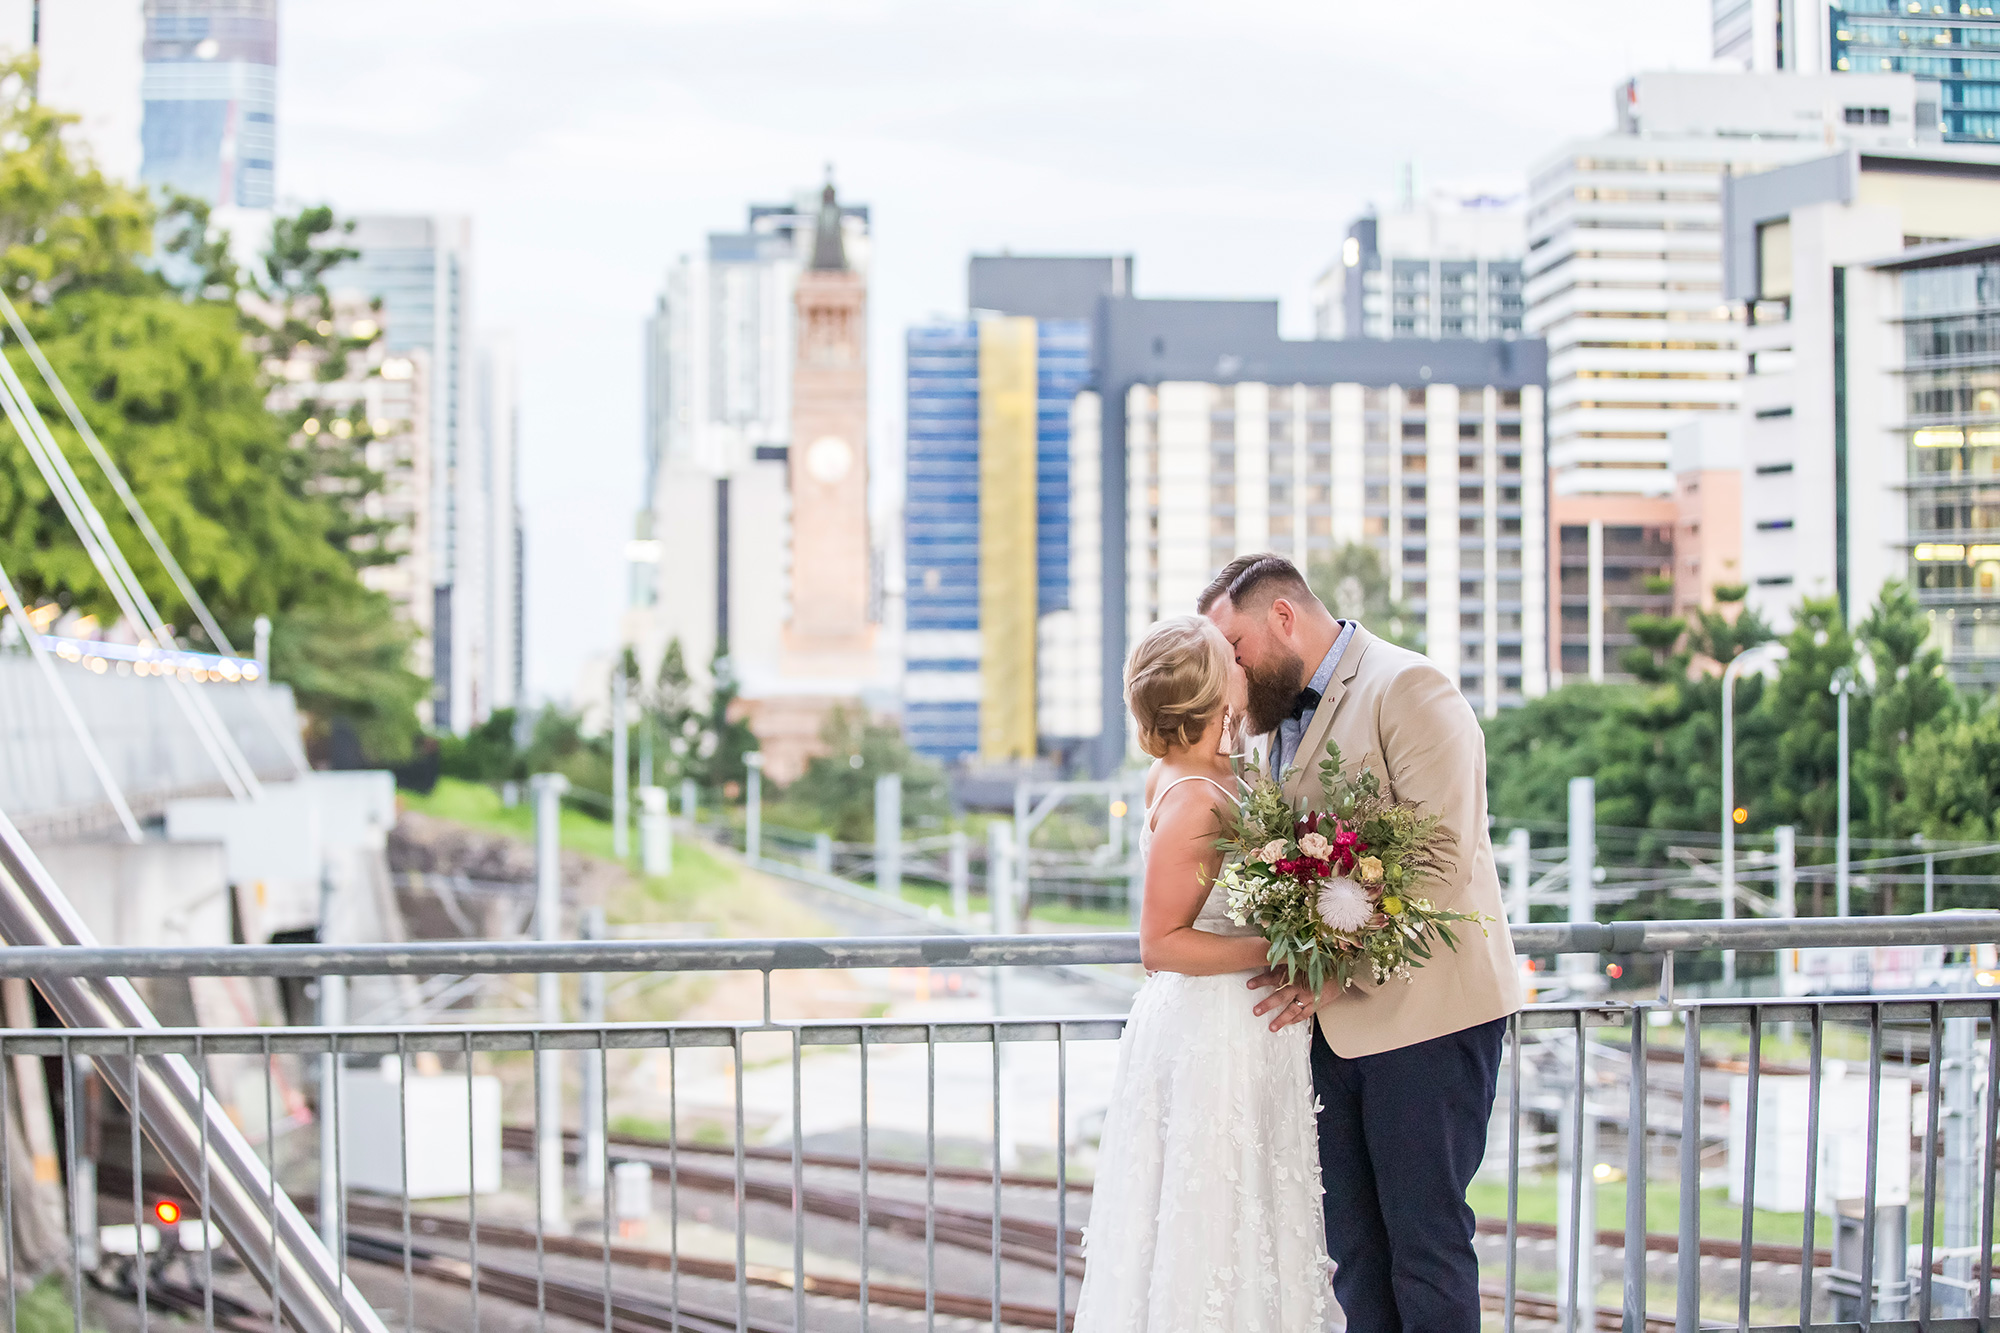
639, 786, 670, 876
1506, 827, 1532, 926
987, 819, 1014, 932
529, 773, 569, 1236
874, 773, 902, 898
611, 672, 629, 860
1586, 518, 1605, 684
579, 907, 607, 1205
744, 753, 763, 863
948, 830, 969, 920
1566, 777, 1596, 984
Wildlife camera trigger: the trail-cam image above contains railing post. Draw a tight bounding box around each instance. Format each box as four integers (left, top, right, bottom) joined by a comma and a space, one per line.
988, 819, 1015, 934
1622, 1007, 1649, 1333
744, 752, 763, 863
948, 830, 969, 920
874, 772, 902, 899
611, 668, 629, 860
316, 970, 345, 1256
639, 786, 671, 876
579, 906, 607, 1205
1835, 677, 1853, 917
1567, 777, 1597, 991
1507, 827, 1531, 925
529, 771, 569, 1237
1558, 1014, 1597, 1333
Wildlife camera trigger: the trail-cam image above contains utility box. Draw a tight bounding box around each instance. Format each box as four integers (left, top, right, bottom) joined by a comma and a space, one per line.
1727, 1069, 1911, 1212
338, 1063, 501, 1198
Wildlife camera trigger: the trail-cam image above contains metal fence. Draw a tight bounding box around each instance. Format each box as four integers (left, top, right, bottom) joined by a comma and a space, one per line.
1, 918, 1997, 1333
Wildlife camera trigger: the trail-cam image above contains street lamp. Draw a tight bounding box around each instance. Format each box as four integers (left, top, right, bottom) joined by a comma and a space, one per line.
1722, 641, 1787, 982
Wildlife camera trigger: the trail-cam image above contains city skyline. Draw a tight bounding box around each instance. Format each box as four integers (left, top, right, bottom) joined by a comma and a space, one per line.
269, 0, 1712, 700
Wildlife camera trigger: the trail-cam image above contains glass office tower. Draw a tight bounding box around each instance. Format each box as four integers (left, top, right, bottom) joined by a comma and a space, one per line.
139, 0, 277, 208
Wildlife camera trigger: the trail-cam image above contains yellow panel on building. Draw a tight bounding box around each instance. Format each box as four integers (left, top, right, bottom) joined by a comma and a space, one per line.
978, 316, 1039, 762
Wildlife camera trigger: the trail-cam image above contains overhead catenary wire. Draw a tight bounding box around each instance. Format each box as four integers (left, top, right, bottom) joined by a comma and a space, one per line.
0, 291, 237, 656
0, 331, 264, 798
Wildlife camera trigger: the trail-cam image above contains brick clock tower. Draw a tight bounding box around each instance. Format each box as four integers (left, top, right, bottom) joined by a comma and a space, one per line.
744, 180, 878, 780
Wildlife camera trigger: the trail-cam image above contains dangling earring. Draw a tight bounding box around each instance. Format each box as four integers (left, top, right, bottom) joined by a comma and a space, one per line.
1217, 706, 1237, 756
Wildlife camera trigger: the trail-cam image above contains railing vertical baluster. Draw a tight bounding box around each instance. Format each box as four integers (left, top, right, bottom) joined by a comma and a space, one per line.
396, 1035, 411, 1333
1860, 1002, 1884, 1333
599, 1040, 611, 1333
330, 1031, 345, 1333
62, 1040, 80, 1333
531, 1029, 546, 1333
1977, 998, 1998, 1333
1623, 1006, 1648, 1333
1056, 1022, 1069, 1331
197, 1032, 214, 1333
1505, 1013, 1521, 1333
1921, 1000, 1943, 1329
1, 1032, 14, 1333
925, 1024, 937, 1333
669, 1035, 680, 1333
991, 1023, 1002, 1333
1738, 1010, 1762, 1332
265, 1034, 281, 1333
858, 1028, 870, 1332
1676, 1005, 1702, 1333
465, 1031, 479, 1333
733, 1027, 747, 1333
130, 1036, 147, 1333
1565, 1010, 1586, 1333
1801, 1006, 1826, 1331
791, 1029, 803, 1333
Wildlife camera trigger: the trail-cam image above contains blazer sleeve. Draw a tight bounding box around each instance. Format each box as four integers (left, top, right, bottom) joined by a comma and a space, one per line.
1375, 659, 1488, 912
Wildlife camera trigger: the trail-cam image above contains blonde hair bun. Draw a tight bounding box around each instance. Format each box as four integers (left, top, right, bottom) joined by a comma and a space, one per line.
1124, 615, 1231, 759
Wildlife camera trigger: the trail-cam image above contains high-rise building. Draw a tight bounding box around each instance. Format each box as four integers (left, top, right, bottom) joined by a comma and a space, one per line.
628, 178, 884, 782
325, 216, 479, 730
1713, 0, 1997, 144
1527, 69, 1947, 681
2, 0, 146, 182
1722, 147, 2000, 680
1313, 190, 1526, 342
901, 255, 1119, 767
471, 336, 524, 717
138, 0, 276, 209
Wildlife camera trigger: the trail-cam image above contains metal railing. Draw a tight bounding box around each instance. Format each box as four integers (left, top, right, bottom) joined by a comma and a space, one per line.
0, 919, 1996, 1333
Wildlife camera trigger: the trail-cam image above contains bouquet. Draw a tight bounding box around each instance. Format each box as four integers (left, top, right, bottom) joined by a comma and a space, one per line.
1215, 739, 1487, 991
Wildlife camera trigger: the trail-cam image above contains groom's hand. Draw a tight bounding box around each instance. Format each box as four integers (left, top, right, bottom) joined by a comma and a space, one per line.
1248, 968, 1334, 1032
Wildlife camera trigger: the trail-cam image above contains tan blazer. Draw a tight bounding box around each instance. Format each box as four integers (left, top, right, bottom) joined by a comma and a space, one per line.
1260, 623, 1522, 1059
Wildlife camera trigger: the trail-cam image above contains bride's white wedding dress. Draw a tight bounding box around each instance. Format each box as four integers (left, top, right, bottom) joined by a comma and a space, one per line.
1071, 775, 1333, 1333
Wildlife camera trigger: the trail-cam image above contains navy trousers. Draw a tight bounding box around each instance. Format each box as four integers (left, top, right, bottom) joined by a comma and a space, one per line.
1310, 1015, 1506, 1333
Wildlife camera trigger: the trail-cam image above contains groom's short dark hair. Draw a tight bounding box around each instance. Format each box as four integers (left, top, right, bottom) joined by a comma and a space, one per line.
1197, 553, 1316, 615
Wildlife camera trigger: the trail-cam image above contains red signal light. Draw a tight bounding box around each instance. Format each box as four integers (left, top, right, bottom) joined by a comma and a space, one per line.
153, 1200, 181, 1226
1606, 963, 1624, 979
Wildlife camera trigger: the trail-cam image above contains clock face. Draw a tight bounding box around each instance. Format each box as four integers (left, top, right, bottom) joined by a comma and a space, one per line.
806, 435, 854, 484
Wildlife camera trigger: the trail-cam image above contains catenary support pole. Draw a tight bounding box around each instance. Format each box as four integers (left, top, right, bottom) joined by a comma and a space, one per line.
874, 773, 902, 898
744, 753, 763, 863
579, 906, 607, 1204
948, 830, 969, 921
1566, 777, 1596, 987
611, 671, 629, 860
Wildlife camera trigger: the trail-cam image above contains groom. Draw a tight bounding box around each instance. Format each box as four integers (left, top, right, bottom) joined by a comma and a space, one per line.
1199, 553, 1521, 1333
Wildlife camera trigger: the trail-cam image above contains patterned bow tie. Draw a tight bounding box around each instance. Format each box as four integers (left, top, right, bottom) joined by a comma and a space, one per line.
1288, 686, 1322, 722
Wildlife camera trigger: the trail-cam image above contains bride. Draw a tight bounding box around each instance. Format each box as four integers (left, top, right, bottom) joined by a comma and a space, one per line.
1071, 615, 1332, 1331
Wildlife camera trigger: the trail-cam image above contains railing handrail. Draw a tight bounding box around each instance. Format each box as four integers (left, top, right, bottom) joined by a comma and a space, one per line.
0, 913, 1992, 979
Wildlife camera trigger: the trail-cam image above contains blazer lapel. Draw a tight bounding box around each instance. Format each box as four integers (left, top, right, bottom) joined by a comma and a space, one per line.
1281, 625, 1375, 806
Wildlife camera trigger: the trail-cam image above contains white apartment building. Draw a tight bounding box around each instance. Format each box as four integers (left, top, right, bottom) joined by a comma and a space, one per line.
1115, 373, 1546, 719
1529, 69, 1945, 501
1725, 149, 2000, 665
1313, 191, 1526, 342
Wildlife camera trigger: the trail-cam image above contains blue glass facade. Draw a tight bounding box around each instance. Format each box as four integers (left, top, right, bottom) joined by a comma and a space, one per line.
902, 319, 1091, 764
1831, 0, 2000, 142
140, 2, 278, 209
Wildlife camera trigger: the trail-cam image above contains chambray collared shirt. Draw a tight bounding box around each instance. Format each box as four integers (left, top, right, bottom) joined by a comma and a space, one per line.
1273, 620, 1357, 777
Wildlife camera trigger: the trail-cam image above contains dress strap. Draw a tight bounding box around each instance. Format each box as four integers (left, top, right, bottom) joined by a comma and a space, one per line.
1145, 775, 1240, 831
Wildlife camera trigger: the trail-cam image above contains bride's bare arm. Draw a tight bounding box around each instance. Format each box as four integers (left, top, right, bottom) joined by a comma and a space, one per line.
1137, 784, 1272, 976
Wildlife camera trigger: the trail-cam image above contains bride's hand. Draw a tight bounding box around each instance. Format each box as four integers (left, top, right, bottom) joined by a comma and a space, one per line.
1248, 968, 1336, 1032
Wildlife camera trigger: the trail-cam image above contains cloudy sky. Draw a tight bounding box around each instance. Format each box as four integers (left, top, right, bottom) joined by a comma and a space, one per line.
275, 0, 1710, 702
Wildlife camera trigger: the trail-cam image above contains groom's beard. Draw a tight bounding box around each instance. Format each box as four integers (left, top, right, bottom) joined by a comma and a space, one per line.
1242, 646, 1306, 736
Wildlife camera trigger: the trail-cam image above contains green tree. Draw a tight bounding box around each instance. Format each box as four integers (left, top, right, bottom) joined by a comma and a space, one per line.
0, 63, 426, 762
782, 706, 950, 842
1307, 543, 1418, 648
1855, 581, 1956, 840
1757, 597, 1860, 840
